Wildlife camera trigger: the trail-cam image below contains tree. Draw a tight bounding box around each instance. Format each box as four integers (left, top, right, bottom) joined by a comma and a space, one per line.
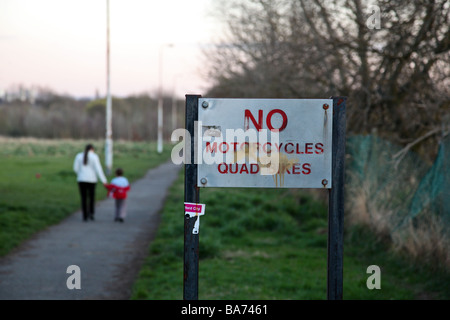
205, 0, 449, 154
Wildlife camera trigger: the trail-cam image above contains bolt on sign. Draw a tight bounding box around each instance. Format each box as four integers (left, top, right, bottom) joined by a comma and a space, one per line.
197, 99, 333, 188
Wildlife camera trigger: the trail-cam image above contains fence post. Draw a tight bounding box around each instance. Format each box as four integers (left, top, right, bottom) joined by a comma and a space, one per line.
327, 96, 346, 300
184, 94, 201, 300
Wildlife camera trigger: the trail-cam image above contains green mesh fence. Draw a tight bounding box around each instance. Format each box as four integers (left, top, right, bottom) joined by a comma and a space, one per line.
409, 135, 450, 228
345, 134, 449, 237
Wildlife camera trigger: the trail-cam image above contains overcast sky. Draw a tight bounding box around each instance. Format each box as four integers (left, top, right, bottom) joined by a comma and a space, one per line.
0, 0, 220, 98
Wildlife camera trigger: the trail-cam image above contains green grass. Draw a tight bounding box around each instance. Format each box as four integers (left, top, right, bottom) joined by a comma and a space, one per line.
0, 138, 172, 256
1, 138, 448, 300
131, 172, 450, 300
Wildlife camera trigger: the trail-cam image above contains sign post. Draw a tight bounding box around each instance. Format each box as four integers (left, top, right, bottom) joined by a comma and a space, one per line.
183, 95, 346, 300
183, 94, 201, 300
327, 97, 346, 300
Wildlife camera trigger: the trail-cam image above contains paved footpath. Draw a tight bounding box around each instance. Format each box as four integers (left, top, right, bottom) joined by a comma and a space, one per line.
0, 161, 181, 300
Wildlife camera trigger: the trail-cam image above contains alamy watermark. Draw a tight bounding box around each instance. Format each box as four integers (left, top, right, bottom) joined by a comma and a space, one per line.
366, 5, 381, 30
171, 123, 282, 175
366, 265, 381, 289
66, 265, 81, 290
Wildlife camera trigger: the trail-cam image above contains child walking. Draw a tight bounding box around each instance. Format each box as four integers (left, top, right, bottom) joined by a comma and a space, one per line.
105, 168, 130, 222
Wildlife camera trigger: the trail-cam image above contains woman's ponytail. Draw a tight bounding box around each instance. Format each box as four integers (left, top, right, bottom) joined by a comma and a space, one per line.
83, 144, 93, 165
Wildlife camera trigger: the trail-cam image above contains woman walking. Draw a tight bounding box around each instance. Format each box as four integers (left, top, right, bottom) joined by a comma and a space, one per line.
73, 144, 108, 221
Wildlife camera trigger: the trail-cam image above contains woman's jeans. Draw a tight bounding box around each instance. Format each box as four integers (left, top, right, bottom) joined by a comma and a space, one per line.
78, 182, 96, 221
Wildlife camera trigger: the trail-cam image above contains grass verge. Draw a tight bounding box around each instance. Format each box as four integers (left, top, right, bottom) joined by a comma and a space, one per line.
131, 171, 450, 300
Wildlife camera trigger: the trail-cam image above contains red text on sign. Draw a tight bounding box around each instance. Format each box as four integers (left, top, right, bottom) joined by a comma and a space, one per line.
205, 142, 324, 155
217, 163, 311, 175
244, 109, 288, 132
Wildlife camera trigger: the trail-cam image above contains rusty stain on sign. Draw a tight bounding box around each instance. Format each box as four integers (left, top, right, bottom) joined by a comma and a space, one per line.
273, 153, 298, 187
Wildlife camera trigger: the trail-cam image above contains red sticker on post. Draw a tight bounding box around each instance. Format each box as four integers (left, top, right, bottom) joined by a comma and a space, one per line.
184, 202, 206, 217
184, 202, 206, 235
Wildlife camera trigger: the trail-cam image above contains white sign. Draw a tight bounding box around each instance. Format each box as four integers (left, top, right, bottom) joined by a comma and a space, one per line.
197, 99, 333, 188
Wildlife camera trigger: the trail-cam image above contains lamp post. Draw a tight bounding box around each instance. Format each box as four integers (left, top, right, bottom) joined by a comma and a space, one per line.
157, 43, 173, 154
105, 0, 113, 174
171, 92, 177, 133
171, 74, 180, 134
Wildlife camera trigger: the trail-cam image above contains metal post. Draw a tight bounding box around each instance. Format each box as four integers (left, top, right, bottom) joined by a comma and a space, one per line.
184, 94, 201, 300
157, 98, 163, 154
157, 44, 174, 154
171, 76, 178, 133
172, 95, 177, 133
157, 45, 164, 154
327, 97, 346, 300
105, 0, 113, 175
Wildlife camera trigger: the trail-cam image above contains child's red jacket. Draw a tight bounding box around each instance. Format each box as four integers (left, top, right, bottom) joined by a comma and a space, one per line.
105, 182, 130, 199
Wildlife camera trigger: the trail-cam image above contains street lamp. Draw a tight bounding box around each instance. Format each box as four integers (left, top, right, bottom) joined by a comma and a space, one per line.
171, 73, 184, 134
157, 43, 173, 154
105, 0, 113, 174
